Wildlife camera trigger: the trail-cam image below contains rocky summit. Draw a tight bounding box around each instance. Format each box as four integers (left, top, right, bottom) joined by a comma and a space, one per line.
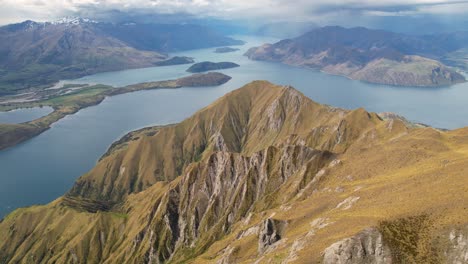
1, 81, 467, 263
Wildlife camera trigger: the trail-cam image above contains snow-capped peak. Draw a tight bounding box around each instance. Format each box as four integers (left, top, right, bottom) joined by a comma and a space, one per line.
23, 20, 39, 28
50, 17, 98, 26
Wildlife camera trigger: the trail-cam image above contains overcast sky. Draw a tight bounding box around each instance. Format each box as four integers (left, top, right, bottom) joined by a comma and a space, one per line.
1, 0, 468, 25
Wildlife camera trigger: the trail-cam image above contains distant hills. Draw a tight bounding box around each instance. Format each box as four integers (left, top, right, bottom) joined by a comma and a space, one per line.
0, 18, 243, 95
246, 26, 468, 87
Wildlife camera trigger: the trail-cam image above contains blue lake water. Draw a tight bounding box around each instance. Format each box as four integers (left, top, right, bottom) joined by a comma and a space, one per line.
0, 107, 53, 124
2, 35, 468, 218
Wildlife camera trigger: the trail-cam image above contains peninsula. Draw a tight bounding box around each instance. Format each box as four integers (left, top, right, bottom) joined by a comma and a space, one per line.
246, 26, 466, 87
0, 72, 231, 150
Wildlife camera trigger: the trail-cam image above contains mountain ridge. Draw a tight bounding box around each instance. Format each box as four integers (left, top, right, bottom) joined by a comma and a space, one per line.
245, 26, 466, 87
1, 81, 467, 263
0, 18, 242, 94
67, 81, 384, 204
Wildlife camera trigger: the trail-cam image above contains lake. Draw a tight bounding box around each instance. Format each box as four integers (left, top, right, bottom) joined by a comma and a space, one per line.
0, 106, 53, 124
2, 35, 468, 218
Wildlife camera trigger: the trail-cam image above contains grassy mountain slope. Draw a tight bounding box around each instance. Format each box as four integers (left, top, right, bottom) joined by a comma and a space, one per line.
68, 81, 381, 203
0, 81, 467, 263
0, 21, 167, 94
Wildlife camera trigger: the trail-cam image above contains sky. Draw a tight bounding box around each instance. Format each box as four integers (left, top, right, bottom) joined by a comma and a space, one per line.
1, 0, 468, 30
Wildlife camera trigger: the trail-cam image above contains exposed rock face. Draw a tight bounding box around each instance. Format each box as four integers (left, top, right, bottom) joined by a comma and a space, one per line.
67, 81, 378, 204
66, 144, 330, 263
335, 196, 360, 210
323, 228, 392, 264
258, 218, 287, 253
446, 227, 468, 264
245, 26, 466, 87
216, 246, 237, 264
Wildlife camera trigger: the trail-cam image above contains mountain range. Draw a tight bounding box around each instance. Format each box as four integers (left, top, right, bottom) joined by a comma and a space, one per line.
0, 18, 243, 95
1, 81, 467, 263
246, 26, 467, 87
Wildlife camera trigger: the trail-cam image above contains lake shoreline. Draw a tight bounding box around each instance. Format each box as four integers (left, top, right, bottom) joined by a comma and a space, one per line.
2, 35, 468, 218
0, 72, 231, 151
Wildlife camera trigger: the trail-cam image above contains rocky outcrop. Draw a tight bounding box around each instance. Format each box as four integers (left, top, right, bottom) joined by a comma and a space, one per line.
335, 196, 360, 210
77, 144, 331, 263
446, 227, 468, 264
323, 228, 392, 264
323, 224, 468, 264
258, 218, 287, 253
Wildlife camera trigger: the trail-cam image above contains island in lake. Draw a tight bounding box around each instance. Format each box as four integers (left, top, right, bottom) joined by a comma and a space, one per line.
153, 56, 194, 66
0, 18, 242, 96
0, 72, 231, 150
214, 47, 240, 53
186, 61, 240, 73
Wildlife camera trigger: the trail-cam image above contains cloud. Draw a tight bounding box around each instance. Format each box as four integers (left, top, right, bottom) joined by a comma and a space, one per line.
0, 0, 467, 25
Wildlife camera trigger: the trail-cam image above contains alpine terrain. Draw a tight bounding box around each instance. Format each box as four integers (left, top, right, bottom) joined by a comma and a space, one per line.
1, 81, 467, 263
